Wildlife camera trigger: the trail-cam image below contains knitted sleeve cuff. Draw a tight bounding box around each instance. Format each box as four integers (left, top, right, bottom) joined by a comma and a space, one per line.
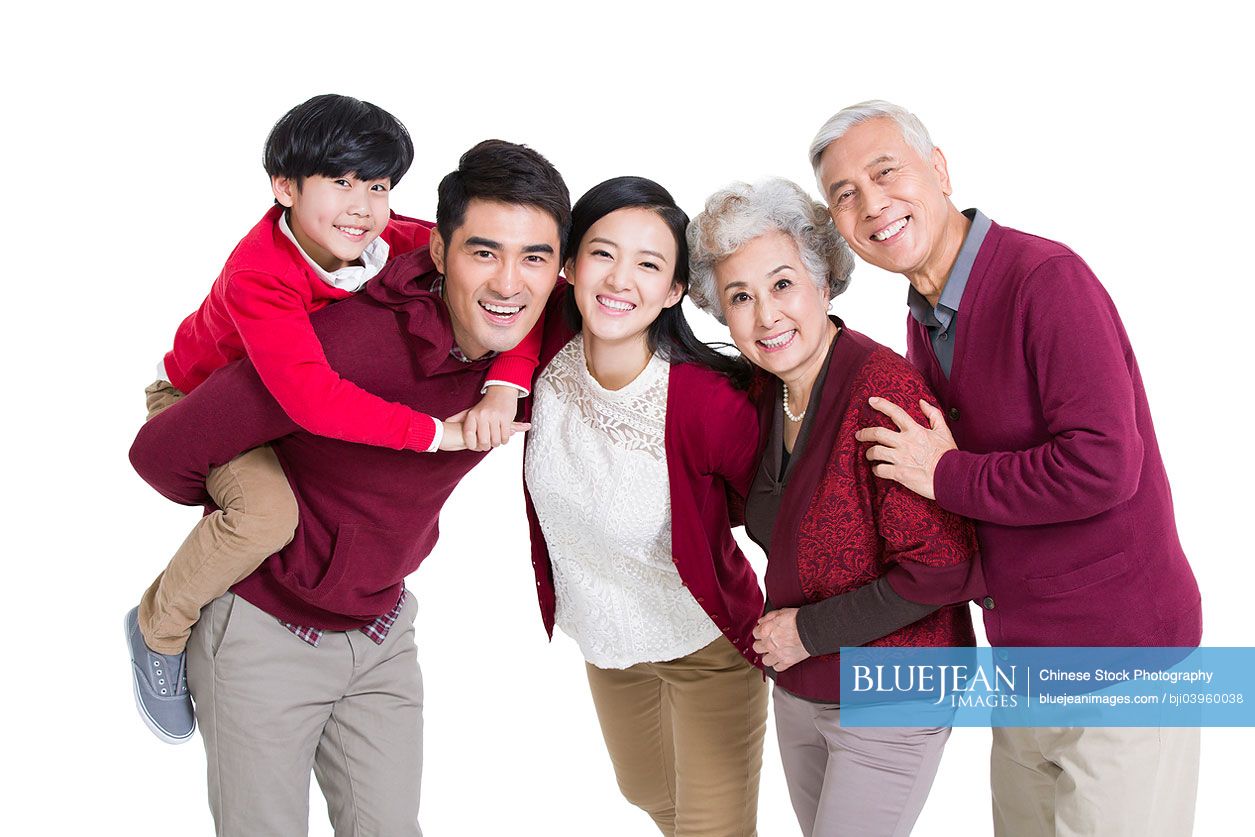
402, 414, 442, 453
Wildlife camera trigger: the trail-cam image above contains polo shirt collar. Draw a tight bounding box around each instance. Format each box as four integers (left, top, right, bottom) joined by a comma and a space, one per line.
907, 208, 991, 328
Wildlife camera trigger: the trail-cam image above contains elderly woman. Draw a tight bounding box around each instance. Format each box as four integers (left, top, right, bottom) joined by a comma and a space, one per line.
687, 178, 984, 837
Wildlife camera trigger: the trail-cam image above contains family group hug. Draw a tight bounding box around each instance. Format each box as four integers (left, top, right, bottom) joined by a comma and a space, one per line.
123, 94, 1203, 836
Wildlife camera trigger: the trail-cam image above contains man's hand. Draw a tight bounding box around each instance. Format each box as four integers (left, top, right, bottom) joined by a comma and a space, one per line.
439, 406, 530, 453
854, 397, 956, 500
752, 608, 811, 672
458, 386, 527, 451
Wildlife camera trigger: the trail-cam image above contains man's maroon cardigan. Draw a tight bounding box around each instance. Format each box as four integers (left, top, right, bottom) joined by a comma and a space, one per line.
913, 220, 1202, 647
129, 248, 497, 630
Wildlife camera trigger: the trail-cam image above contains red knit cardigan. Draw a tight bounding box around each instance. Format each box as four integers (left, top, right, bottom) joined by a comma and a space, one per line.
755, 321, 984, 702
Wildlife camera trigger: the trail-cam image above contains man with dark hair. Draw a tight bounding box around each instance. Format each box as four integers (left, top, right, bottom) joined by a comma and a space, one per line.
123, 99, 538, 749
130, 139, 569, 835
433, 139, 573, 262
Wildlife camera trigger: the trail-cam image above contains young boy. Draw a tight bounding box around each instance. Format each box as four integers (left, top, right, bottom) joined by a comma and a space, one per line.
124, 94, 536, 743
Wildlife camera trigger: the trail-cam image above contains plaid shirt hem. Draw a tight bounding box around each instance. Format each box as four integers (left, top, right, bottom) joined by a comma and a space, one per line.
281, 589, 408, 648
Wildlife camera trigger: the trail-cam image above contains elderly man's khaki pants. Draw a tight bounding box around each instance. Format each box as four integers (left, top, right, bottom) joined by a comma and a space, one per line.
991, 726, 1199, 836
187, 592, 424, 836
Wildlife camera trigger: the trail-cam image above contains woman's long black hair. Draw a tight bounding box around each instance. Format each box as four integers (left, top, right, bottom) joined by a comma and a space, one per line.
563, 176, 750, 388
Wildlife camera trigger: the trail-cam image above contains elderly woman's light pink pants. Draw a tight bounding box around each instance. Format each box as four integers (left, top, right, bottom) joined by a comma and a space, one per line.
773, 686, 951, 836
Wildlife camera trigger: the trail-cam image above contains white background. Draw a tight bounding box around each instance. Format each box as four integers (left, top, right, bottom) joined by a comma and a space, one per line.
4, 2, 1253, 834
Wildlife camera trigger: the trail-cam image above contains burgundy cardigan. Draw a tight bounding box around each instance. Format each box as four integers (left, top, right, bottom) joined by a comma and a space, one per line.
755, 323, 984, 703
521, 285, 766, 670
913, 220, 1202, 647
130, 248, 496, 629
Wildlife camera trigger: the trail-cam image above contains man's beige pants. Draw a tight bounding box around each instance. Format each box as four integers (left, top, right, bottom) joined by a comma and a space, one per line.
991, 726, 1200, 836
189, 592, 424, 836
584, 636, 768, 837
138, 380, 299, 654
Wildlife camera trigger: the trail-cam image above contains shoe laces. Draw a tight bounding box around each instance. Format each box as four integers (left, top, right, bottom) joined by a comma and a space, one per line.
148, 651, 187, 696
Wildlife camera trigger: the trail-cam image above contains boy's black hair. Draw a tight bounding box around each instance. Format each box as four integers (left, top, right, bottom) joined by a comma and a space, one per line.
263, 94, 414, 187
562, 176, 751, 388
435, 140, 572, 260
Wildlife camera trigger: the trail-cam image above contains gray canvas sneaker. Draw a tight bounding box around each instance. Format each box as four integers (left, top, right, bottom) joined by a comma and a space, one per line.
124, 606, 195, 744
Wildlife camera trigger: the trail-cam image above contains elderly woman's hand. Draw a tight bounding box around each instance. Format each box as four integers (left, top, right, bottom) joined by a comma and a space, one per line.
855, 397, 957, 500
753, 608, 811, 672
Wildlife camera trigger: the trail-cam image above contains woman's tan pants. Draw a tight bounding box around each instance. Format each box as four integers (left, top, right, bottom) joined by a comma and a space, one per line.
584, 636, 768, 837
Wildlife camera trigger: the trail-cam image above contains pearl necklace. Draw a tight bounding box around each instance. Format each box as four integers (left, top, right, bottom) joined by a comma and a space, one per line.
782, 383, 805, 423
780, 325, 840, 424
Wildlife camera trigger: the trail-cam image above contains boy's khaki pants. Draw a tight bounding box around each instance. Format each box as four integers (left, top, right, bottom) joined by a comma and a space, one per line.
137, 380, 298, 655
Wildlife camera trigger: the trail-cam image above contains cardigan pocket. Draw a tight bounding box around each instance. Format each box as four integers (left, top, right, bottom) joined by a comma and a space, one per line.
1024, 551, 1129, 597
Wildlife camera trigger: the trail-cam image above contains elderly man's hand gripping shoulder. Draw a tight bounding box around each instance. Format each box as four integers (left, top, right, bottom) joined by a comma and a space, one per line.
855, 396, 957, 500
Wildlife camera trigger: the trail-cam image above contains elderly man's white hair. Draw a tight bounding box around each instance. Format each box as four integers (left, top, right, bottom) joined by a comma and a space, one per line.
809, 100, 936, 192
687, 177, 854, 325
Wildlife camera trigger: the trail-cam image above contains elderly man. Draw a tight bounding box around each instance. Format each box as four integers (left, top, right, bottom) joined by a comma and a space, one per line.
810, 101, 1202, 837
129, 140, 568, 836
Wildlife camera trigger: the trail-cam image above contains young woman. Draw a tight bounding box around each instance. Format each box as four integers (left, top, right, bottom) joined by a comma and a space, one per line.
522, 177, 767, 837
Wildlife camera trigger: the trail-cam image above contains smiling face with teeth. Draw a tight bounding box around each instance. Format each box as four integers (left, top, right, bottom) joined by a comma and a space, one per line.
429, 198, 561, 360
714, 230, 836, 388
816, 117, 967, 296
271, 172, 391, 273
568, 207, 683, 358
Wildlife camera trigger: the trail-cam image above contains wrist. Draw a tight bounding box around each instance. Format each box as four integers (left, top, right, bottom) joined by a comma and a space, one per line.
794, 606, 821, 656
437, 418, 462, 452
481, 380, 528, 398
425, 415, 443, 453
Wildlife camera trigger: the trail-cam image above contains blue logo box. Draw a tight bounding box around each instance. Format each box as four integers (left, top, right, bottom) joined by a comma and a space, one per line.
837, 647, 1253, 727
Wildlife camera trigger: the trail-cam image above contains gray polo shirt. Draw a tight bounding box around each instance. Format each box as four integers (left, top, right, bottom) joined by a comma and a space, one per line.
906, 208, 991, 378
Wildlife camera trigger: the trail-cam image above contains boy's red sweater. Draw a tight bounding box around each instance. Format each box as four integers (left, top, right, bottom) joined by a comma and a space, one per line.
132, 248, 501, 628
161, 206, 537, 453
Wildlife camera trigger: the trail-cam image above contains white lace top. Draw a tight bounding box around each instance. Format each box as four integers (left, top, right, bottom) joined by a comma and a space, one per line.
524, 336, 721, 669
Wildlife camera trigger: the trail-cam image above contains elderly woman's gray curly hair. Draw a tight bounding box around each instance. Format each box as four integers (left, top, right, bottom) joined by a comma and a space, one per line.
686, 178, 854, 324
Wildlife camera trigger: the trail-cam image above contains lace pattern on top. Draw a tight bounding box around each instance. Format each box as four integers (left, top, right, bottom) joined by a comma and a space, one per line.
540, 338, 666, 458
524, 337, 720, 669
